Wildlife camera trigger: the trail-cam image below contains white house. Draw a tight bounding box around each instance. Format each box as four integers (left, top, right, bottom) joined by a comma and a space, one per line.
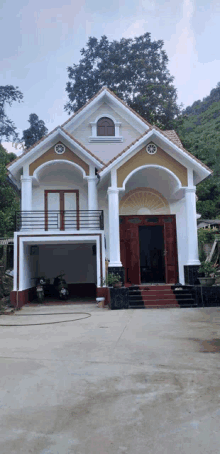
7, 87, 212, 307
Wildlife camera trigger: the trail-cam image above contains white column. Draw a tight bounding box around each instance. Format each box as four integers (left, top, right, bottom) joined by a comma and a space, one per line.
107, 187, 122, 267
185, 187, 200, 265
87, 176, 98, 229
87, 177, 98, 211
20, 177, 32, 230
21, 176, 32, 211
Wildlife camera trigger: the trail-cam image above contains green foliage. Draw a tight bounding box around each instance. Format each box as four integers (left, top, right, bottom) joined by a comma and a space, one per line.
175, 82, 220, 219
104, 273, 121, 286
198, 261, 217, 277
198, 228, 216, 245
22, 113, 48, 149
65, 34, 180, 129
0, 144, 20, 237
0, 85, 23, 142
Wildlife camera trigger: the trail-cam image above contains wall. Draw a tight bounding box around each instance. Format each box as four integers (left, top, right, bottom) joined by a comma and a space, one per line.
37, 243, 97, 284
32, 167, 88, 211
71, 103, 141, 164
117, 145, 188, 187
29, 144, 89, 176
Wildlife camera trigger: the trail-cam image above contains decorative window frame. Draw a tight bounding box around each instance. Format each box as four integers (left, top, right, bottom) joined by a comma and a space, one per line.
89, 114, 123, 143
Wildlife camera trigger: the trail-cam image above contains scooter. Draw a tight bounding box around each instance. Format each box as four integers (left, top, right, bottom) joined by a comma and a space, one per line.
31, 277, 47, 303
53, 274, 69, 300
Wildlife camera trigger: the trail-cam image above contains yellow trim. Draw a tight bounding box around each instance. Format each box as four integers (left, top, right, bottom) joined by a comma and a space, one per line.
117, 145, 187, 187
29, 143, 89, 176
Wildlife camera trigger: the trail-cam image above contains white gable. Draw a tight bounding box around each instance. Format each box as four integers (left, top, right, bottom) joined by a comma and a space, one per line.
62, 88, 149, 164
66, 102, 141, 164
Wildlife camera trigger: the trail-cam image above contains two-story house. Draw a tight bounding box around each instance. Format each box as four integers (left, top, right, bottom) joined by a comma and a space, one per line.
7, 87, 212, 307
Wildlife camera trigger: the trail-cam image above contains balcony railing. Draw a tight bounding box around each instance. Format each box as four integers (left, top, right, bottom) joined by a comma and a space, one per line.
15, 210, 104, 231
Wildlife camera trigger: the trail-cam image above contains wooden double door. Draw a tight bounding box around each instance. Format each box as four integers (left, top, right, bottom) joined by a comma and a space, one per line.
120, 215, 179, 285
44, 190, 79, 230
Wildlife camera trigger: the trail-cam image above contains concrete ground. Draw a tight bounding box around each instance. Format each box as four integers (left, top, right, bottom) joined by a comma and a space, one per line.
1, 305, 220, 454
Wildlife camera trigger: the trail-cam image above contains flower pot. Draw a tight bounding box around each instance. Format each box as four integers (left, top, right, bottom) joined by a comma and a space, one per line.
198, 277, 216, 287
113, 282, 122, 288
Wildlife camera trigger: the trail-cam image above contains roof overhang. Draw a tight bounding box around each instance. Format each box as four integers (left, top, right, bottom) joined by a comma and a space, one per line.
99, 128, 212, 185
7, 127, 103, 185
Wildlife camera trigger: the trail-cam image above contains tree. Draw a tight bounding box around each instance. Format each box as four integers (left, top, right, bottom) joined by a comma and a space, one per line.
0, 85, 23, 143
65, 34, 180, 129
174, 82, 220, 219
22, 113, 48, 149
0, 144, 20, 237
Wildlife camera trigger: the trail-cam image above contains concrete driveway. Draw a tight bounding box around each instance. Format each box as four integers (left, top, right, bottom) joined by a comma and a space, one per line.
1, 304, 220, 454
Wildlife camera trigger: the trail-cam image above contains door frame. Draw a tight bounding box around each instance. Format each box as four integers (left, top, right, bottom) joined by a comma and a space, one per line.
44, 190, 79, 230
120, 214, 179, 285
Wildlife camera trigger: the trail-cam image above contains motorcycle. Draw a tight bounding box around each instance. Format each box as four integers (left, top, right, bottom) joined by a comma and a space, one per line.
31, 276, 47, 303
53, 273, 69, 300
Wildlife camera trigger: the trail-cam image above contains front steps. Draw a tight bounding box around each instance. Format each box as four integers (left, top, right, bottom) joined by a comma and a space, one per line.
128, 285, 197, 309
171, 285, 197, 308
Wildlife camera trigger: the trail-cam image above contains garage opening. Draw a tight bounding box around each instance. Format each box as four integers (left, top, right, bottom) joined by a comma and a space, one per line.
28, 243, 97, 300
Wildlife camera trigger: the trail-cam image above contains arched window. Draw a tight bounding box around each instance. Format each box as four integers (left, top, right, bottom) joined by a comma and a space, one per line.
97, 117, 115, 136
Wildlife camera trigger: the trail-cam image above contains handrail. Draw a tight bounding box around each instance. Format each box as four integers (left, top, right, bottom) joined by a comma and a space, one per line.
15, 210, 104, 231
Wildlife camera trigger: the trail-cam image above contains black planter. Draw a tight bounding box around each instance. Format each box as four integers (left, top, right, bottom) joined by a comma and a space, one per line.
109, 287, 129, 310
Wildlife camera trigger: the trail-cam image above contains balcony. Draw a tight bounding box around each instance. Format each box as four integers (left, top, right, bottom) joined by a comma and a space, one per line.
15, 210, 104, 231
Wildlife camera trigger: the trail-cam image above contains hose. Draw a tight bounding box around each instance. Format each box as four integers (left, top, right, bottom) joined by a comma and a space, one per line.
0, 311, 91, 326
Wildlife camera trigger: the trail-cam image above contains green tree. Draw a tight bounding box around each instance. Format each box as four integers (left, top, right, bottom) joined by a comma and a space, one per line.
0, 144, 20, 237
174, 82, 220, 219
65, 34, 180, 129
0, 85, 23, 143
22, 113, 48, 149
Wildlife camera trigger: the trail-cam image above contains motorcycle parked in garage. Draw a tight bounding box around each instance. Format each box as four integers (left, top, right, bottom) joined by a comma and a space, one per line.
31, 276, 47, 303
53, 274, 69, 300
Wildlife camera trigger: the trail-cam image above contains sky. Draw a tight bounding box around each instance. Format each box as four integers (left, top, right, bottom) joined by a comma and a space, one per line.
1, 0, 220, 155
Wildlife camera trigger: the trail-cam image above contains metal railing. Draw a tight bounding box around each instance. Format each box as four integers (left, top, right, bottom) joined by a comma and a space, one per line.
15, 210, 104, 231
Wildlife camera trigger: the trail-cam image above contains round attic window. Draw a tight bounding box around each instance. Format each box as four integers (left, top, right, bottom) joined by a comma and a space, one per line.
54, 143, 66, 154
146, 143, 157, 155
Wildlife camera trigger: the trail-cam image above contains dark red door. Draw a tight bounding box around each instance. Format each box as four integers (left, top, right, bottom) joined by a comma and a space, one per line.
120, 215, 178, 285
163, 217, 179, 284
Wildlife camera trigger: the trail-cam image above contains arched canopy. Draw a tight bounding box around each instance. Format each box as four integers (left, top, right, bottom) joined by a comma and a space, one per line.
33, 159, 87, 183
121, 164, 182, 198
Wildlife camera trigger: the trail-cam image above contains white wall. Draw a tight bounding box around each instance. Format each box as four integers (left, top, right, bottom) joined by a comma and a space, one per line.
37, 243, 97, 284
32, 166, 88, 211
71, 103, 140, 164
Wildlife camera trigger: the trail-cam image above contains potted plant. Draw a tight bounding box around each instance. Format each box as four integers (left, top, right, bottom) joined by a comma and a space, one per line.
105, 273, 122, 288
198, 261, 217, 286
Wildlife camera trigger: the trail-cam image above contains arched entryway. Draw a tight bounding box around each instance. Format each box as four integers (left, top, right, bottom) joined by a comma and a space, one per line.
119, 187, 179, 285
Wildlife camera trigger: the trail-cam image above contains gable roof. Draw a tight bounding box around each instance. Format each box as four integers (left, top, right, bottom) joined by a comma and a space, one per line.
7, 126, 105, 170
7, 87, 212, 182
98, 126, 212, 175
61, 86, 152, 129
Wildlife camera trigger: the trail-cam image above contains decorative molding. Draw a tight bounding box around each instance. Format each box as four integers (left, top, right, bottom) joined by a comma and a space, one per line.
89, 136, 123, 143
119, 188, 170, 215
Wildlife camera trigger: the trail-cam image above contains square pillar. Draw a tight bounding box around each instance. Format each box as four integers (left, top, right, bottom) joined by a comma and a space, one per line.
107, 187, 122, 267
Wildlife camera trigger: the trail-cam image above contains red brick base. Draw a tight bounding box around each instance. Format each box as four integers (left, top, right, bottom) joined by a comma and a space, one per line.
10, 287, 35, 309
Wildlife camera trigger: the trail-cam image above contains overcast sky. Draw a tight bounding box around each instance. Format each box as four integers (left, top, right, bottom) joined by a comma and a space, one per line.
1, 0, 220, 154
